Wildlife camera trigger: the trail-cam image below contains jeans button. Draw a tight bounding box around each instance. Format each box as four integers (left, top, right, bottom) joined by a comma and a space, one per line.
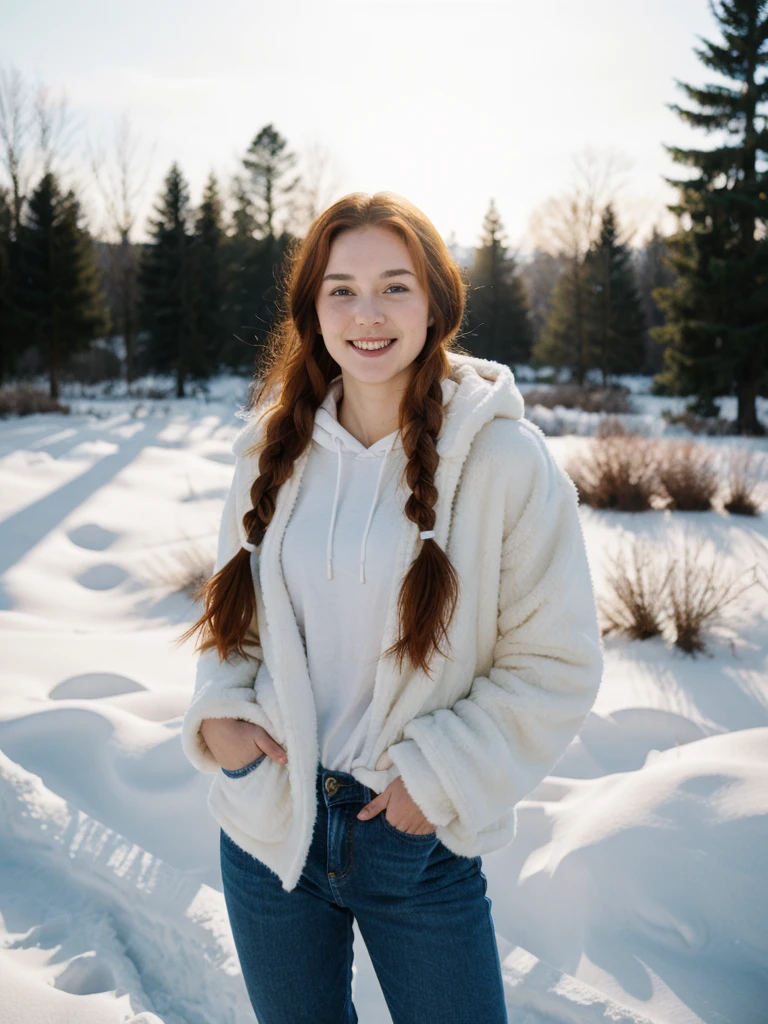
325, 777, 339, 795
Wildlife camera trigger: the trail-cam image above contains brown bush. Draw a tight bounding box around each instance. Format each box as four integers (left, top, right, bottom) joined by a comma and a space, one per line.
0, 385, 70, 417
601, 535, 672, 640
661, 408, 736, 436
143, 536, 216, 595
566, 435, 660, 511
666, 533, 757, 655
658, 440, 719, 511
523, 383, 633, 414
596, 415, 632, 438
723, 447, 763, 516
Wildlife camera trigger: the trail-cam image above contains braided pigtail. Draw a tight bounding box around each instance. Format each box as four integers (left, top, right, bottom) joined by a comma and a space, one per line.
381, 350, 460, 677
177, 346, 328, 662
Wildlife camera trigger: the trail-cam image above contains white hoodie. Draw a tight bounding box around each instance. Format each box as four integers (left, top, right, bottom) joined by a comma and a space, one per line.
180, 352, 604, 893
281, 373, 420, 773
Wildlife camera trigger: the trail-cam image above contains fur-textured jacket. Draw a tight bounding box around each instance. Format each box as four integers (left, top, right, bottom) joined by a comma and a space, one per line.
180, 352, 604, 892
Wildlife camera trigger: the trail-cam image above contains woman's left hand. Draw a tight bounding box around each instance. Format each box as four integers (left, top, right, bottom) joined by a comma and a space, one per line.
356, 777, 437, 834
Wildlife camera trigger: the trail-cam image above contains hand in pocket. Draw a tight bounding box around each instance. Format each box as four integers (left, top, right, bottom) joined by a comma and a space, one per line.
201, 718, 287, 772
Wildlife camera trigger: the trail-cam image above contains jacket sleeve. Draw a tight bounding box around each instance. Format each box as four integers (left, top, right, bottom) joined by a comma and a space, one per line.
386, 427, 604, 838
179, 451, 277, 774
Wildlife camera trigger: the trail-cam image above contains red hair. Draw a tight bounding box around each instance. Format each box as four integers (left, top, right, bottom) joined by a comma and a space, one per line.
178, 191, 470, 678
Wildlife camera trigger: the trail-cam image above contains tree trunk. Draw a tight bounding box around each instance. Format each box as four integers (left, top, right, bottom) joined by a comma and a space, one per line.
736, 370, 764, 435
50, 316, 59, 401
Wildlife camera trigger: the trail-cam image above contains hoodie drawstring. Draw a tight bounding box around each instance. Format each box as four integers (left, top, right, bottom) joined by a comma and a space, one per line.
326, 436, 344, 581
326, 432, 398, 584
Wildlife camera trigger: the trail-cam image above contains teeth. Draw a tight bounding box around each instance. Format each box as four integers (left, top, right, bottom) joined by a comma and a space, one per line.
351, 338, 395, 351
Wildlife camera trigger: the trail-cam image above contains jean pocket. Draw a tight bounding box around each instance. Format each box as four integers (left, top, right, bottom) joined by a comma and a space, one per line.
381, 812, 437, 841
220, 752, 268, 778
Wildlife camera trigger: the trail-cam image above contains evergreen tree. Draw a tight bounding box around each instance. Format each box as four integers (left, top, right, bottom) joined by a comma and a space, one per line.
519, 248, 564, 351
138, 162, 200, 397
191, 171, 225, 375
0, 186, 13, 381
634, 226, 677, 376
583, 203, 647, 383
108, 234, 140, 387
241, 123, 300, 244
215, 126, 300, 372
15, 171, 109, 399
652, 0, 768, 432
230, 173, 258, 240
465, 199, 532, 365
533, 255, 590, 384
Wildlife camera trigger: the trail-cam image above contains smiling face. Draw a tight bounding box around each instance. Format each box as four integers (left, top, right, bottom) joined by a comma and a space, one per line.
314, 224, 435, 389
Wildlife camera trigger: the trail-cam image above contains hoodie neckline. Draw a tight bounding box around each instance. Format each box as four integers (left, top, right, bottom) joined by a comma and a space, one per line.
312, 376, 401, 459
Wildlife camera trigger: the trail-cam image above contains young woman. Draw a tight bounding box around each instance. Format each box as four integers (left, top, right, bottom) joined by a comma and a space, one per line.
179, 192, 603, 1024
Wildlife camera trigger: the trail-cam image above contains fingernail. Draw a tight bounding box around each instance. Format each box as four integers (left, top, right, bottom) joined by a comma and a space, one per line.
358, 810, 369, 818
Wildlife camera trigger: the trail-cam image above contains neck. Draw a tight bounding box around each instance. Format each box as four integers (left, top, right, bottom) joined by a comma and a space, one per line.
336, 366, 413, 449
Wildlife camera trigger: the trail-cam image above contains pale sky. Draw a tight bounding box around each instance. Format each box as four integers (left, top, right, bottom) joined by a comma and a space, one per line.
2, 0, 722, 252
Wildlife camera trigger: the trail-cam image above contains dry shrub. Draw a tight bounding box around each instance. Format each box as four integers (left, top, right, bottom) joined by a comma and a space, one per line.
523, 383, 632, 414
596, 415, 630, 437
666, 533, 757, 655
658, 440, 719, 511
661, 408, 735, 436
566, 434, 659, 511
0, 385, 70, 417
601, 535, 672, 640
143, 538, 215, 595
600, 530, 759, 654
723, 447, 764, 516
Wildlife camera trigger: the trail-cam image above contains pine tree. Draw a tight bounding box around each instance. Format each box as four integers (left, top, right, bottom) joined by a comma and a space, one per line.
583, 203, 647, 383
520, 248, 564, 351
635, 226, 677, 375
241, 123, 300, 244
211, 127, 301, 372
652, 0, 768, 432
16, 172, 109, 399
465, 199, 532, 365
138, 163, 200, 397
191, 171, 225, 376
0, 186, 13, 381
533, 257, 590, 382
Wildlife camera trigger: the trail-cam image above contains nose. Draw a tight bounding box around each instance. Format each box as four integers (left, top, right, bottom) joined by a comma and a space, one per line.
355, 296, 385, 325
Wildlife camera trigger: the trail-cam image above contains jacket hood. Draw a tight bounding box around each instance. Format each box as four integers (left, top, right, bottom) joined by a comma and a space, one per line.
231, 352, 525, 583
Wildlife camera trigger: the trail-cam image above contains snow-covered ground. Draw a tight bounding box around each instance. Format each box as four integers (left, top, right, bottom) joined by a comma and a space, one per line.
1, 371, 767, 1024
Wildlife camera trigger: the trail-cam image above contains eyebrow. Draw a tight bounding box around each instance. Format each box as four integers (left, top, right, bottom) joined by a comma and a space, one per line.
322, 268, 416, 282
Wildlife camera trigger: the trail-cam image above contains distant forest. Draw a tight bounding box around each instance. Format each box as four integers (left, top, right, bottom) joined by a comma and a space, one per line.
0, 0, 766, 432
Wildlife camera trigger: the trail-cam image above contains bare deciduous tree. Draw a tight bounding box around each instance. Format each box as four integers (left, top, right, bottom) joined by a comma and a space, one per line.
288, 139, 343, 237
33, 79, 81, 188
0, 64, 35, 232
527, 146, 631, 260
88, 112, 156, 384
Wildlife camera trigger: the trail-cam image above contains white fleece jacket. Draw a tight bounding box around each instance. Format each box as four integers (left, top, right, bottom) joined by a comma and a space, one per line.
180, 352, 604, 893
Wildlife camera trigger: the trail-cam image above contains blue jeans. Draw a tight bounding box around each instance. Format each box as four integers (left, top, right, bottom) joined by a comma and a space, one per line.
219, 761, 508, 1024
